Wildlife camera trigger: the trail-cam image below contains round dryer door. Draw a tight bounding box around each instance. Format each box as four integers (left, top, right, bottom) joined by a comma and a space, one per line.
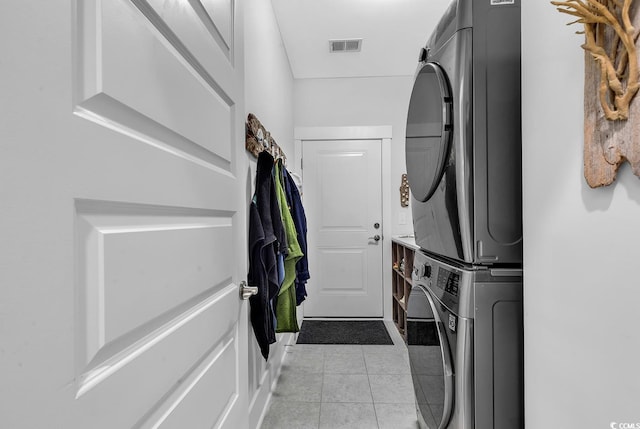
405, 62, 453, 203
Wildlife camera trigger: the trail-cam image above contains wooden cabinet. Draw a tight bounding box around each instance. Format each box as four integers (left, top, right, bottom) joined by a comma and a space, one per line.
391, 237, 417, 340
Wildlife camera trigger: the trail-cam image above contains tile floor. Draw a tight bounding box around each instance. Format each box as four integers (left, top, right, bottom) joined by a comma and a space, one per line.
260, 322, 419, 429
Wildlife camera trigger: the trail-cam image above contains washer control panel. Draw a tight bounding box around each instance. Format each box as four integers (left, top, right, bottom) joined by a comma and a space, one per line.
436, 268, 460, 297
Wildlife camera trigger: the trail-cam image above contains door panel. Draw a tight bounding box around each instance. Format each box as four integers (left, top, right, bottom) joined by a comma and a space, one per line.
140, 335, 240, 429
302, 140, 383, 317
317, 248, 367, 291
76, 203, 233, 346
1, 1, 247, 428
76, 0, 236, 170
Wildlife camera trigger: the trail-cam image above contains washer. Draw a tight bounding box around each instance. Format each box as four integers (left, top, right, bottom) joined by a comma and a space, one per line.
407, 251, 523, 429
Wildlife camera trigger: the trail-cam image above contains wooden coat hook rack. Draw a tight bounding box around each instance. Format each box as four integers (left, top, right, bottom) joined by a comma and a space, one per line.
245, 113, 287, 165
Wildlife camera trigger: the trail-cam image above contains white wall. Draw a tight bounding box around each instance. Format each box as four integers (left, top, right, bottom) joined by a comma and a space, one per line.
294, 76, 415, 237
523, 4, 640, 428
245, 0, 295, 158
244, 0, 295, 428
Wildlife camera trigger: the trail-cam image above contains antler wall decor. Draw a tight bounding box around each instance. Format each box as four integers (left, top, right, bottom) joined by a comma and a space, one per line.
552, 0, 640, 187
552, 0, 638, 120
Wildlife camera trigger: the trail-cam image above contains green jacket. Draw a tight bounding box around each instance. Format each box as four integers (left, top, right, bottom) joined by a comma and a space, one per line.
274, 161, 303, 332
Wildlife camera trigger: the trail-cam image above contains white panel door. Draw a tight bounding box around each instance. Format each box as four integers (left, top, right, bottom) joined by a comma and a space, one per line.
0, 1, 249, 428
302, 140, 383, 317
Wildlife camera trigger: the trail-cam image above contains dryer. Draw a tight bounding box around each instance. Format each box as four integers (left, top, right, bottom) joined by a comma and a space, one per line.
407, 251, 523, 429
405, 0, 522, 265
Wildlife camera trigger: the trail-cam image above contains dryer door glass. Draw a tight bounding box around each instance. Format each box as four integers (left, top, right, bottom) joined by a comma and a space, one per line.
406, 285, 454, 428
405, 63, 453, 203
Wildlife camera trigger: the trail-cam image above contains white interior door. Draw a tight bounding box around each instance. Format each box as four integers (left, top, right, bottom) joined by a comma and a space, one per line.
302, 140, 383, 318
0, 1, 249, 428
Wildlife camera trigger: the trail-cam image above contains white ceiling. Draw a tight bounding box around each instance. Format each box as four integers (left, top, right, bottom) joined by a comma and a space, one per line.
271, 0, 452, 79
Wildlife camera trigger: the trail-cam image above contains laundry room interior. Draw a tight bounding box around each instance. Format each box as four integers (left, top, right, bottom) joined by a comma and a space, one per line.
3, 0, 640, 428
246, 0, 640, 426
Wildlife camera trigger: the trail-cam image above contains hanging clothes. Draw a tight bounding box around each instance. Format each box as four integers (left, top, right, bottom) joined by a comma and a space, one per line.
273, 160, 303, 333
282, 167, 310, 305
247, 203, 272, 360
248, 151, 286, 360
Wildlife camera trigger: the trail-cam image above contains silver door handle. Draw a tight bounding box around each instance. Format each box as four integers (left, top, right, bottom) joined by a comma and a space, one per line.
239, 281, 258, 300
368, 235, 381, 242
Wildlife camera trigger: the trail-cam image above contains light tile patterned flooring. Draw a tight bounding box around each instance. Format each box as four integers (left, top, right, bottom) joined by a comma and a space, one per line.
260, 322, 419, 429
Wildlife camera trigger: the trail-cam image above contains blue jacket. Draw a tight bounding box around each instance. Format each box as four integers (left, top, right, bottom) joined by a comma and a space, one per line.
283, 168, 310, 305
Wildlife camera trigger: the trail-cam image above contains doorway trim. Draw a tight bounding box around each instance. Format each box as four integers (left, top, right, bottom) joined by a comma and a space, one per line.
294, 126, 393, 322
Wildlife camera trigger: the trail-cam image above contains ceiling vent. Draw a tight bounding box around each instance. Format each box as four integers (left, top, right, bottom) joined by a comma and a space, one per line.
329, 39, 362, 53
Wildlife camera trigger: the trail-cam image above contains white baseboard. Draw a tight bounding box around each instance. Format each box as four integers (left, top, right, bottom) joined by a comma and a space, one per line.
248, 333, 296, 429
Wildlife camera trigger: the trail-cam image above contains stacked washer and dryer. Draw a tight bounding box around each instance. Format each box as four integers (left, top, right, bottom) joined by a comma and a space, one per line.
404, 0, 523, 428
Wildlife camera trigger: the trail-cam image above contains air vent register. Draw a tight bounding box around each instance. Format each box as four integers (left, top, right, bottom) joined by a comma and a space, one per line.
329, 39, 362, 53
